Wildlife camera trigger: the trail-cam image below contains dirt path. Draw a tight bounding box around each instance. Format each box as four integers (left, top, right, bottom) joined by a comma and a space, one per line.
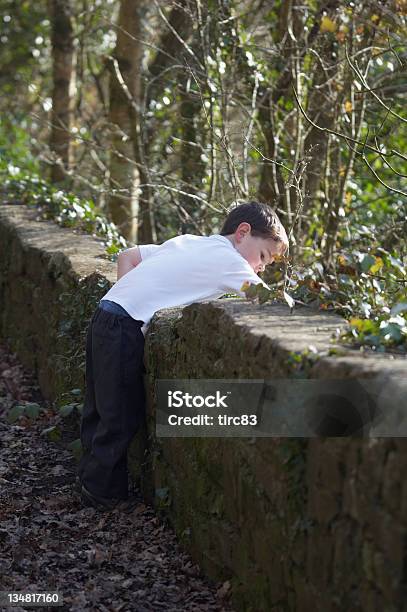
0, 342, 234, 612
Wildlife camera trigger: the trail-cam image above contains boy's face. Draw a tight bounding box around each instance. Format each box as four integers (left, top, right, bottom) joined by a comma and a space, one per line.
232, 223, 281, 274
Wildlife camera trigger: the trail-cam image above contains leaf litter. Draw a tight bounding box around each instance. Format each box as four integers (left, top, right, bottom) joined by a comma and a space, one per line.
0, 342, 235, 612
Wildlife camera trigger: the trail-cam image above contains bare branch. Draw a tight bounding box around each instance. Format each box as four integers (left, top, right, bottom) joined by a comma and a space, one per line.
362, 156, 407, 198
292, 86, 406, 164
345, 44, 407, 125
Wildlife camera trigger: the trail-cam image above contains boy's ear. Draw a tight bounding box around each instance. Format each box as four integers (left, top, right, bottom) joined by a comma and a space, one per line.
235, 222, 251, 239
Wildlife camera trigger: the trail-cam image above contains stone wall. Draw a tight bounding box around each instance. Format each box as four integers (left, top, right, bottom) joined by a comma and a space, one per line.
144, 304, 407, 612
0, 204, 114, 401
1, 203, 407, 612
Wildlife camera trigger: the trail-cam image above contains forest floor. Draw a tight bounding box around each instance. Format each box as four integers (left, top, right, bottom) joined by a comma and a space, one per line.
0, 342, 234, 612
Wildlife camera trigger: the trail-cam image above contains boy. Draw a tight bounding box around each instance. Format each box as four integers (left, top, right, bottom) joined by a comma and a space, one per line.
78, 201, 288, 511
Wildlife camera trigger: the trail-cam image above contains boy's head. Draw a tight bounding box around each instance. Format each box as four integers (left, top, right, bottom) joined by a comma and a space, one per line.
220, 201, 289, 274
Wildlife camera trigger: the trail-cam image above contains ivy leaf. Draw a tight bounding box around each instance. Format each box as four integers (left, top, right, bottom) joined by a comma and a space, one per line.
258, 286, 271, 304
360, 254, 376, 273
370, 257, 383, 274
390, 302, 407, 316
320, 16, 337, 32
380, 322, 403, 342
155, 487, 170, 500
388, 315, 406, 328
105, 244, 118, 255
7, 405, 26, 424
24, 403, 41, 419
59, 404, 75, 418
69, 438, 83, 461
349, 318, 375, 333
41, 425, 62, 442
155, 487, 171, 508
389, 255, 406, 276
241, 281, 260, 299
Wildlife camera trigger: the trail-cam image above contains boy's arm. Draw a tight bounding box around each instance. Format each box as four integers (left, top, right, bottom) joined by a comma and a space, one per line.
117, 246, 142, 280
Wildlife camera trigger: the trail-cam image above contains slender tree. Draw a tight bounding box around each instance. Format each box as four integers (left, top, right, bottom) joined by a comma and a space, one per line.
107, 0, 145, 243
48, 0, 76, 183
140, 0, 194, 242
107, 0, 195, 243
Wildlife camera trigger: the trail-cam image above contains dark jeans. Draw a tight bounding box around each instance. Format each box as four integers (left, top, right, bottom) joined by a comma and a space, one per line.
77, 302, 145, 499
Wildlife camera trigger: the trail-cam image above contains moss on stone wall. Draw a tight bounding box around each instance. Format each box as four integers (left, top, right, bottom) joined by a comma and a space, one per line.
142, 302, 407, 611
0, 205, 115, 404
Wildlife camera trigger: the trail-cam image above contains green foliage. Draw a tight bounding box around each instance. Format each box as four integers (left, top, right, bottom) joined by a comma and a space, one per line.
155, 486, 172, 513
58, 403, 82, 418
56, 389, 84, 419
7, 402, 43, 423
69, 438, 83, 461
342, 314, 406, 352
0, 0, 48, 106
284, 347, 321, 378
243, 242, 406, 354
0, 117, 38, 173
276, 439, 308, 517
0, 118, 127, 259
241, 282, 274, 305
41, 425, 62, 442
53, 276, 111, 402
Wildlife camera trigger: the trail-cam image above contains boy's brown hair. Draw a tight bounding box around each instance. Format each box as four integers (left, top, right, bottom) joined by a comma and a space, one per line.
220, 201, 289, 256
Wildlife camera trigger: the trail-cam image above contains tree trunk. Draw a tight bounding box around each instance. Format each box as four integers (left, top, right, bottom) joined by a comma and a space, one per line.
257, 91, 285, 208
48, 0, 76, 183
143, 0, 194, 238
107, 0, 146, 243
107, 0, 194, 243
258, 0, 302, 213
178, 84, 206, 233
301, 34, 337, 253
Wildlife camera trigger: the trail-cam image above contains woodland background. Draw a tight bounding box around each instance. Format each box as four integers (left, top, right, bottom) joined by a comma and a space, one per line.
0, 0, 406, 353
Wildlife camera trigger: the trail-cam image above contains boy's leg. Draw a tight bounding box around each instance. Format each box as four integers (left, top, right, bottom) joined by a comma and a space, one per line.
77, 310, 99, 483
78, 311, 99, 478
79, 308, 145, 500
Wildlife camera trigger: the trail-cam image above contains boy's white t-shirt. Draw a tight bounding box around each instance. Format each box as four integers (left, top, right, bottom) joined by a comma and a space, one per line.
101, 234, 270, 336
